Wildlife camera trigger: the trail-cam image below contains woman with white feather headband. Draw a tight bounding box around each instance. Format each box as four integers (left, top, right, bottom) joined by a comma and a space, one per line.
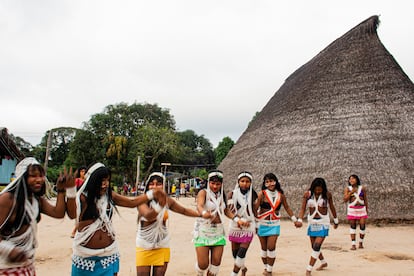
71, 163, 166, 276
135, 172, 201, 276
0, 157, 76, 275
193, 170, 239, 276
227, 171, 259, 276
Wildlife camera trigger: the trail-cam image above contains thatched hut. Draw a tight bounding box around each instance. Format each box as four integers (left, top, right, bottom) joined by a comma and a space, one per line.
218, 15, 414, 221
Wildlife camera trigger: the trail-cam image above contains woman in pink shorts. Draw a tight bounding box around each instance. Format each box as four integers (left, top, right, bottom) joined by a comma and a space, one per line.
343, 174, 368, 250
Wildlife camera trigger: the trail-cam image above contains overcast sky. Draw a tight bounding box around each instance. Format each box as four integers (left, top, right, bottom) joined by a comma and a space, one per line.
1, 1, 413, 147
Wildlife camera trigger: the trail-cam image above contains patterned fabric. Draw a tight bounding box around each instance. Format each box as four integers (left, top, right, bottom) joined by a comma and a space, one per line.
347, 205, 368, 220
228, 228, 254, 243
307, 223, 330, 237
0, 263, 36, 276
193, 221, 226, 247
71, 253, 120, 275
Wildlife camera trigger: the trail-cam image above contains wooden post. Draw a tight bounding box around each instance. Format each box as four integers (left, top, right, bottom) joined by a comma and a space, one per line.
44, 130, 52, 176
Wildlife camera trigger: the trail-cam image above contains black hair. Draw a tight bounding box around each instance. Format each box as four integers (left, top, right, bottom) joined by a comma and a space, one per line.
262, 173, 284, 194
82, 166, 114, 220
208, 169, 223, 183
3, 164, 44, 235
238, 171, 252, 182
144, 174, 164, 192
348, 174, 361, 186
76, 166, 87, 178
309, 177, 328, 200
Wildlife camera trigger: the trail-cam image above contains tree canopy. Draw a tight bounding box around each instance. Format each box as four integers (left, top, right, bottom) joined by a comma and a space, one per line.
11, 102, 227, 185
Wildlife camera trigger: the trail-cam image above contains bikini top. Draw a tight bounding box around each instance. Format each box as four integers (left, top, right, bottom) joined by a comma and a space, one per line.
306, 192, 329, 219
258, 190, 282, 220
348, 186, 365, 206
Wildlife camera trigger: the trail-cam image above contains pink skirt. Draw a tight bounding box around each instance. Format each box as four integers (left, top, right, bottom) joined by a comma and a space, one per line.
228, 229, 254, 243
347, 205, 368, 220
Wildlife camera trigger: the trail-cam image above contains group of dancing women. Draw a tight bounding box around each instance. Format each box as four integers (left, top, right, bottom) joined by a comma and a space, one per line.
0, 157, 368, 276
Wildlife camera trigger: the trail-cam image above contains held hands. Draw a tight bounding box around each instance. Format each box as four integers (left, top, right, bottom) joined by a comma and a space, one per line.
238, 218, 250, 228
294, 221, 303, 228
200, 210, 213, 219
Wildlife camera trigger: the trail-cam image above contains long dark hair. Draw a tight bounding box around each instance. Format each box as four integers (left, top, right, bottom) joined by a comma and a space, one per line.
82, 166, 113, 220
309, 177, 328, 200
261, 173, 284, 194
4, 164, 44, 233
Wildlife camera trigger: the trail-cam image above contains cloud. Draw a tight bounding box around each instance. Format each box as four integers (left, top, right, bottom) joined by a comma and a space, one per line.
1, 1, 413, 147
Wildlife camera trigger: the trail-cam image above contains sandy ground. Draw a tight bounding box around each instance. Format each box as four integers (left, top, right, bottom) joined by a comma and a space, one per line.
35, 197, 414, 276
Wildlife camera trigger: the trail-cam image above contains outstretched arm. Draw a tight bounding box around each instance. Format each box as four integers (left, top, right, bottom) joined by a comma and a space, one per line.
112, 189, 166, 208
169, 197, 200, 217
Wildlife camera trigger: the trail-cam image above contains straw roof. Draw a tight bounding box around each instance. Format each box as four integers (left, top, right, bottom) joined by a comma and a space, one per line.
0, 127, 25, 162
218, 16, 414, 221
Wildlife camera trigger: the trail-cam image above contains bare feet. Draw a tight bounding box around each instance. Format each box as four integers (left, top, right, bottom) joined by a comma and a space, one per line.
241, 267, 247, 276
316, 263, 328, 271
306, 270, 312, 276
350, 244, 357, 250
359, 242, 364, 249
262, 270, 272, 276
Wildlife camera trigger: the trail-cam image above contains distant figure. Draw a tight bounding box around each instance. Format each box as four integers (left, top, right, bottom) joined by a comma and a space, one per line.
343, 174, 368, 250
9, 172, 16, 183
296, 177, 339, 276
75, 166, 87, 190
71, 166, 87, 238
180, 183, 186, 197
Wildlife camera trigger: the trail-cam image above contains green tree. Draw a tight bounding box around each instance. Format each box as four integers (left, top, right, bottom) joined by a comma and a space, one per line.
67, 129, 104, 168
132, 123, 179, 181
175, 130, 215, 174
12, 135, 32, 157
69, 102, 176, 184
27, 127, 78, 182
214, 136, 235, 166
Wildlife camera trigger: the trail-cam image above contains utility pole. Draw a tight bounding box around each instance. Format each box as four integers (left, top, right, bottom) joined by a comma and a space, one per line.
135, 156, 141, 192
44, 130, 52, 176
161, 162, 171, 193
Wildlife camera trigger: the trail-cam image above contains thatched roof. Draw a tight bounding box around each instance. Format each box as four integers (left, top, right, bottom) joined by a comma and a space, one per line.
0, 128, 25, 162
218, 15, 414, 221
